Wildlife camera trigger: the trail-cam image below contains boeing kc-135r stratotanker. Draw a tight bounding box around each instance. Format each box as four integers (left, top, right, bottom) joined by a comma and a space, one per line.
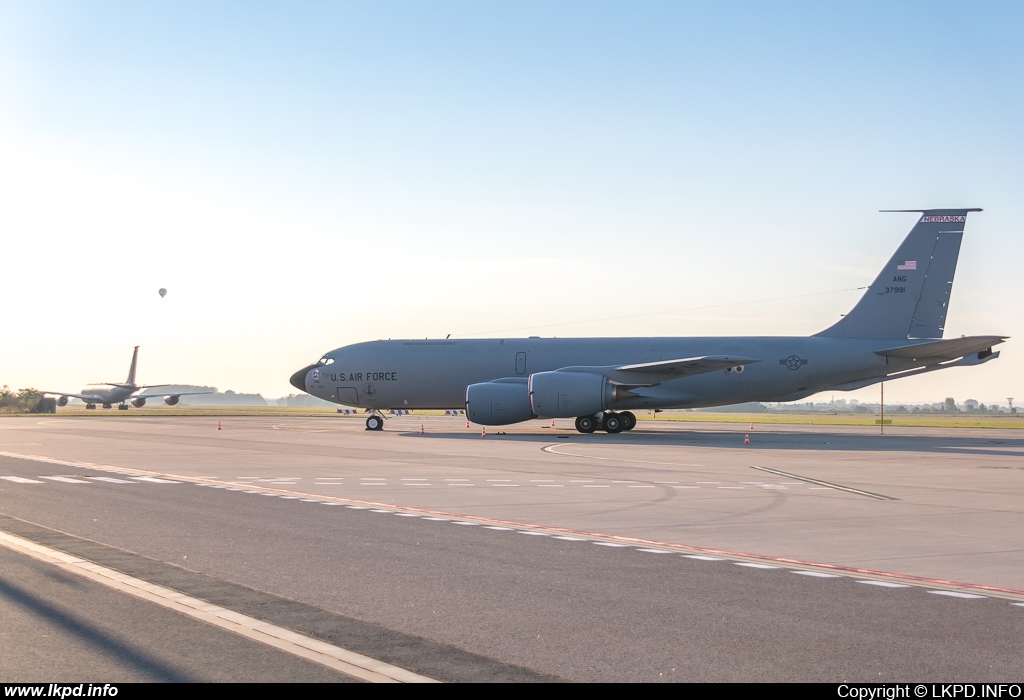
291, 209, 1005, 433
43, 346, 211, 410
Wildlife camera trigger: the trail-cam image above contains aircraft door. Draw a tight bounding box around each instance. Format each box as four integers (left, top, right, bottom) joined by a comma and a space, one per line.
516, 352, 527, 375
337, 387, 359, 405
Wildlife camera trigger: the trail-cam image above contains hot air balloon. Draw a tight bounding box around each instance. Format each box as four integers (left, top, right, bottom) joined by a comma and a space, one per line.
158, 288, 167, 298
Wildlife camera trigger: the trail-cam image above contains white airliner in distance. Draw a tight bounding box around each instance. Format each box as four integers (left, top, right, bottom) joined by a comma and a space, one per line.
43, 346, 211, 410
291, 209, 1006, 433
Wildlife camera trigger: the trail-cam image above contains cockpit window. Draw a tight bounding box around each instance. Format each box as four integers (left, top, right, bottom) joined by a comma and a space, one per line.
317, 356, 334, 366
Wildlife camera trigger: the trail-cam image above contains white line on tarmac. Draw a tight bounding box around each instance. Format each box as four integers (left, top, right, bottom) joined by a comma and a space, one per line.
928, 591, 988, 599
858, 581, 910, 588
1, 476, 45, 483
41, 476, 90, 484
793, 571, 840, 578
0, 530, 436, 683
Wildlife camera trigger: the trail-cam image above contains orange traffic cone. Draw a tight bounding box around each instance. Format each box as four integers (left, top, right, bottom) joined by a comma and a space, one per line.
744, 432, 750, 445
750, 422, 754, 430
551, 418, 555, 428
481, 426, 487, 438
420, 424, 425, 435
466, 418, 470, 428
217, 421, 221, 431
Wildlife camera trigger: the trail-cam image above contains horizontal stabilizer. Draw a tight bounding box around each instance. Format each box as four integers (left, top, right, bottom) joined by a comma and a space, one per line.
874, 336, 1006, 361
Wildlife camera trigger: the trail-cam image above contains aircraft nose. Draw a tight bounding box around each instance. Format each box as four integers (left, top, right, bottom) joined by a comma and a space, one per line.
290, 365, 316, 392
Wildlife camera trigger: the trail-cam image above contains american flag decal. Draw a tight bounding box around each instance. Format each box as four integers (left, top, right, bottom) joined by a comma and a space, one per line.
897, 260, 917, 271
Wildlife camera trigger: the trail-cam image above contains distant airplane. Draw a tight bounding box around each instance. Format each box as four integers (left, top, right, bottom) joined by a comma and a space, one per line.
43, 347, 211, 410
290, 209, 1006, 433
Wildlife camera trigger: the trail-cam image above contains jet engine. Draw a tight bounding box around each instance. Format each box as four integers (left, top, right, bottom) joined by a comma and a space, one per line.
529, 371, 615, 418
164, 395, 180, 406
132, 397, 147, 408
465, 380, 534, 425
56, 396, 69, 407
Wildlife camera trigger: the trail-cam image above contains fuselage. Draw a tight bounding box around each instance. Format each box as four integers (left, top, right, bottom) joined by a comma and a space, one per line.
80, 384, 138, 404
295, 335, 931, 412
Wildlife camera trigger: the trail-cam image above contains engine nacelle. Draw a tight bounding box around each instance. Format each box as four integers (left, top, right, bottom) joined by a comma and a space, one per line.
132, 397, 147, 408
164, 395, 180, 406
529, 371, 614, 418
465, 380, 534, 426
56, 396, 69, 407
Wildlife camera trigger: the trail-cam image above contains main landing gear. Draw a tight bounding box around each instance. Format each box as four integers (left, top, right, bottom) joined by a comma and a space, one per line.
365, 413, 385, 431
574, 411, 637, 434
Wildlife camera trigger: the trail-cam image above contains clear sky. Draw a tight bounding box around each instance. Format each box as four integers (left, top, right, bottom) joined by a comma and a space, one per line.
2, 1, 1021, 405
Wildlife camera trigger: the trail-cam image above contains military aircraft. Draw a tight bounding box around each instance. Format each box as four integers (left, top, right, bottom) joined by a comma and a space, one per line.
43, 346, 211, 410
290, 209, 1005, 433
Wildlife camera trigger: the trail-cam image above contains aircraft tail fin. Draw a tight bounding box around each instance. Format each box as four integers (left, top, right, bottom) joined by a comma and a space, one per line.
815, 209, 980, 340
126, 346, 140, 386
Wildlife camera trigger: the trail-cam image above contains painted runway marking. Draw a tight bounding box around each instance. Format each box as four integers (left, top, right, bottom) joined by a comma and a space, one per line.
5, 452, 1021, 602
636, 548, 671, 554
752, 466, 897, 501
0, 530, 436, 683
858, 580, 911, 588
929, 591, 988, 599
132, 477, 181, 484
594, 542, 628, 548
518, 531, 548, 536
736, 562, 778, 569
793, 571, 840, 578
1, 476, 44, 484
41, 476, 90, 484
89, 477, 136, 484
484, 526, 514, 531
541, 444, 704, 467
582, 485, 609, 488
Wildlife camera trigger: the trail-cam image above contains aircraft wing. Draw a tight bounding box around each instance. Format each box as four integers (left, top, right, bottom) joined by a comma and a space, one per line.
552, 356, 760, 389
614, 356, 761, 378
131, 391, 214, 400
40, 391, 106, 402
874, 336, 1007, 361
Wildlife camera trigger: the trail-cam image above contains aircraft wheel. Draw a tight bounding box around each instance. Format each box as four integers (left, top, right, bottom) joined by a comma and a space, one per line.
365, 415, 384, 431
102, 403, 112, 409
86, 404, 96, 410
117, 403, 129, 411
574, 416, 597, 434
620, 411, 637, 431
603, 413, 623, 433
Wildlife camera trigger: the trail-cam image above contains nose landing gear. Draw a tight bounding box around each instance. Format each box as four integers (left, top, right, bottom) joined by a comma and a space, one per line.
365, 413, 385, 431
